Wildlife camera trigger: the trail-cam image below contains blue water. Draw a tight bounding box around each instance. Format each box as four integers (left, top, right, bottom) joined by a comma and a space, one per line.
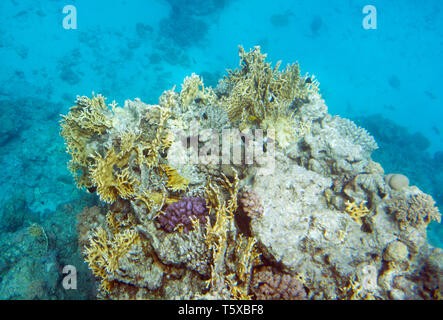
0, 0, 441, 299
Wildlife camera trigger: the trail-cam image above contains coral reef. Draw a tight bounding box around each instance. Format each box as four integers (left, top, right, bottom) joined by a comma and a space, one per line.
59, 46, 442, 300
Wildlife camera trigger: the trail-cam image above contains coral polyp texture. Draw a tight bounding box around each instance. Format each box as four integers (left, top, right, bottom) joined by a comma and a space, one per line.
60, 46, 442, 300
250, 266, 307, 300
239, 190, 264, 220
156, 197, 209, 233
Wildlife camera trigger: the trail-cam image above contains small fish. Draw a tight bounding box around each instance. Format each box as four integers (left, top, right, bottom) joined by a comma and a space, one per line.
425, 91, 436, 100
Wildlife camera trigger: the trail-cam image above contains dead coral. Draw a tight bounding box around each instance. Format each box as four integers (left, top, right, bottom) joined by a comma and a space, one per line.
389, 191, 441, 228
250, 266, 307, 300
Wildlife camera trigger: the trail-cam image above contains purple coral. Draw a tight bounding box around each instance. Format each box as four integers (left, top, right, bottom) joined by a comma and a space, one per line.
156, 197, 209, 234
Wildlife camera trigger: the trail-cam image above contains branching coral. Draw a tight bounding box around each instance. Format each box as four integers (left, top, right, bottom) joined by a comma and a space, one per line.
344, 200, 371, 224
90, 147, 139, 203
83, 226, 140, 294
332, 116, 378, 154
204, 170, 242, 289
341, 275, 377, 300
179, 73, 217, 110
60, 94, 112, 188
233, 234, 261, 284
389, 191, 441, 228
222, 46, 318, 129
160, 164, 190, 192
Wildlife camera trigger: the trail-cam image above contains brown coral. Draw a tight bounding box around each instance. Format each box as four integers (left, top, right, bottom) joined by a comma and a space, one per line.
239, 190, 264, 220
389, 191, 441, 228
250, 266, 307, 300
77, 205, 107, 249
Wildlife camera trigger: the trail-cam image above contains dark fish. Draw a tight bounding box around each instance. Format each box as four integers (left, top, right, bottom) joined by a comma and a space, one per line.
425, 91, 436, 100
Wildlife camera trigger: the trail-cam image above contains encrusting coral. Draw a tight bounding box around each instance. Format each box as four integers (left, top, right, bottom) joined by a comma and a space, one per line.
60, 46, 442, 300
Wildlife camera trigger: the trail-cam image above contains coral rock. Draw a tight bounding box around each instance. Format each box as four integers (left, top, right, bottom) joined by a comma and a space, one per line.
383, 240, 409, 263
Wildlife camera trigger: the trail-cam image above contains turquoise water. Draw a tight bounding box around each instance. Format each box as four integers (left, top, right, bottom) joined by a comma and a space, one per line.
0, 0, 441, 299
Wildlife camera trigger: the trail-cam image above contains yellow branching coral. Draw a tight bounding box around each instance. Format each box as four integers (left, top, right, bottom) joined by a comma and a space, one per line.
344, 200, 371, 223
225, 276, 252, 300
90, 147, 139, 203
134, 190, 167, 212
119, 130, 141, 155
223, 46, 319, 128
204, 172, 240, 254
180, 73, 203, 110
234, 234, 261, 283
341, 275, 376, 300
179, 73, 217, 110
60, 93, 113, 188
161, 130, 174, 151
203, 170, 250, 295
160, 164, 190, 192
83, 226, 139, 294
136, 104, 172, 168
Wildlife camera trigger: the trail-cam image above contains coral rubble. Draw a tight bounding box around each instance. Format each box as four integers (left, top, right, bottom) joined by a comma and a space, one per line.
60, 46, 442, 300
